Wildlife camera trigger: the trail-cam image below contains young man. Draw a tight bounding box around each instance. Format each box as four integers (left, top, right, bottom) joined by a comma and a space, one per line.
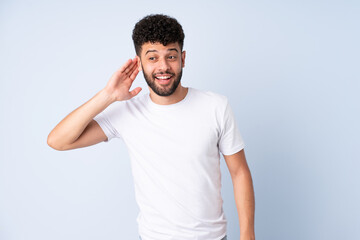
47, 14, 255, 240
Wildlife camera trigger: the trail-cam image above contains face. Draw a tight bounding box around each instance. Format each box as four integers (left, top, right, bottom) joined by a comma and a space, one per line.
138, 42, 186, 96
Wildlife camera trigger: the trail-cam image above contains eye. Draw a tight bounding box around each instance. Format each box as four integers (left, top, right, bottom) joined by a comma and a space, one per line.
149, 57, 156, 61
168, 56, 177, 60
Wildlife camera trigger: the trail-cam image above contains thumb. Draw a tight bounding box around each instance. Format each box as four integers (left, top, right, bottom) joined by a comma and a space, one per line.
129, 87, 142, 98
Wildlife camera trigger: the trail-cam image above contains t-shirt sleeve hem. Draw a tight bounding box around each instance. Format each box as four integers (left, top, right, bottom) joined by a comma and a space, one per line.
221, 143, 245, 156
93, 114, 112, 142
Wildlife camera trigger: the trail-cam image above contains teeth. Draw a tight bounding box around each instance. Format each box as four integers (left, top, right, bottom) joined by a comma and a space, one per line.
156, 76, 171, 80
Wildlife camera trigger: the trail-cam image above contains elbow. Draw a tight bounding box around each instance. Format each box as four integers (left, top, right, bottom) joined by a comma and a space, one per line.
231, 168, 253, 180
47, 134, 66, 151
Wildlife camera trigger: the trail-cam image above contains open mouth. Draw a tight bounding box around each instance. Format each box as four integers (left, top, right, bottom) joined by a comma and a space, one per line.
155, 74, 173, 85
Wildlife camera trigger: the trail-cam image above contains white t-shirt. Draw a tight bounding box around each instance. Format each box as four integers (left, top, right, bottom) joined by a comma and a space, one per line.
94, 87, 245, 240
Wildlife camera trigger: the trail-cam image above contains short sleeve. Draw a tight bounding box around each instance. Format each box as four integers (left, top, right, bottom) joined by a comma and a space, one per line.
93, 105, 121, 142
218, 98, 245, 155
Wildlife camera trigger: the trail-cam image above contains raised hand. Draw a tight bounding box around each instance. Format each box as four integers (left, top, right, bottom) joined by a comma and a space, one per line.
104, 57, 142, 102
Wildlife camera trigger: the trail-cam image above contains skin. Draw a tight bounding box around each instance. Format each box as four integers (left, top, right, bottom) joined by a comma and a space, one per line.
47, 41, 255, 240
224, 150, 256, 240
137, 41, 188, 105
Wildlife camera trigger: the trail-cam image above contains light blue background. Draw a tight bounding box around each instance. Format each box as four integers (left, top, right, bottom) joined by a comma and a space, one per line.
1, 0, 359, 239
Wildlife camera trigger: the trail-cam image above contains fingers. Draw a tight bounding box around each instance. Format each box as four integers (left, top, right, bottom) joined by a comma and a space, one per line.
114, 57, 139, 83
129, 87, 142, 98
128, 58, 138, 72
118, 59, 133, 73
119, 57, 138, 74
129, 66, 139, 81
128, 60, 139, 77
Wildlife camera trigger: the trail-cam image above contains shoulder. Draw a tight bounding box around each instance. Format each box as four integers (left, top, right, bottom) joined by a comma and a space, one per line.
118, 92, 149, 109
127, 92, 148, 103
102, 93, 148, 115
190, 87, 229, 108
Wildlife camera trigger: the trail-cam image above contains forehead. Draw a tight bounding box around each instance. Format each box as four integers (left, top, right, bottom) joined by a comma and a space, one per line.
140, 42, 181, 55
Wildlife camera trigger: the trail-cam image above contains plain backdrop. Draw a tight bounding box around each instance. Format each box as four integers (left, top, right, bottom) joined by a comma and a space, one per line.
1, 0, 359, 239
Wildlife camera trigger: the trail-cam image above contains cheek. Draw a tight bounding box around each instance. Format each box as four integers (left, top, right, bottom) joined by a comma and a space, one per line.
172, 63, 182, 72
141, 64, 150, 73
143, 67, 154, 77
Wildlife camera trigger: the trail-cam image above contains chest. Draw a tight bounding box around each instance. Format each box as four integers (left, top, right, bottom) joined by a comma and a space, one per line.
119, 107, 220, 158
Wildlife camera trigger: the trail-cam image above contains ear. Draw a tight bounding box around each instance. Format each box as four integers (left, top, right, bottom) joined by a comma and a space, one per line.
136, 56, 142, 71
181, 50, 186, 68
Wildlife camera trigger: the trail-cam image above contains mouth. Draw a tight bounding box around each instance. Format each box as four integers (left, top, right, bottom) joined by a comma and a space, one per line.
154, 74, 174, 85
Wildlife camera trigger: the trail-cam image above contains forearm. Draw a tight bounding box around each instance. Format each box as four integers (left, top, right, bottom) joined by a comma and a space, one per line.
47, 88, 115, 150
232, 171, 255, 239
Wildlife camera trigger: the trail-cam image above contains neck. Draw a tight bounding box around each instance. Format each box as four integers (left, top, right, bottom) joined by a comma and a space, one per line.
149, 84, 188, 105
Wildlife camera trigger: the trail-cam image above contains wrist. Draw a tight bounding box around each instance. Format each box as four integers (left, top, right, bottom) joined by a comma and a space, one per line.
99, 88, 117, 105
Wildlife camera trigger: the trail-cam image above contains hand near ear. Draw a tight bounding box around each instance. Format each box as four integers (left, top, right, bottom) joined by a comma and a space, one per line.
103, 57, 142, 101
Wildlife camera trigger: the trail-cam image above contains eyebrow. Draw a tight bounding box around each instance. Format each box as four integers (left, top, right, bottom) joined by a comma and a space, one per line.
145, 48, 179, 55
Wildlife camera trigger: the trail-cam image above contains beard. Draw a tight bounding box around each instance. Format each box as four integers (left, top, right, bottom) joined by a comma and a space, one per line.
142, 69, 183, 97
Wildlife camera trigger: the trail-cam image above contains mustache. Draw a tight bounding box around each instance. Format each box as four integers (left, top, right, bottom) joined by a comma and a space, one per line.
153, 71, 174, 76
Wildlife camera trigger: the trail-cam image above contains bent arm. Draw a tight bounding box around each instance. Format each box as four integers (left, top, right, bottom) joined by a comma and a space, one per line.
224, 149, 255, 240
47, 57, 141, 151
47, 89, 115, 151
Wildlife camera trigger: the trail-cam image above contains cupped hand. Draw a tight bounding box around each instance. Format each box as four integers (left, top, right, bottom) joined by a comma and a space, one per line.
104, 57, 142, 101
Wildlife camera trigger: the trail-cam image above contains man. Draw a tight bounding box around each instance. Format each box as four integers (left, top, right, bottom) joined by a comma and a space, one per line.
47, 14, 255, 240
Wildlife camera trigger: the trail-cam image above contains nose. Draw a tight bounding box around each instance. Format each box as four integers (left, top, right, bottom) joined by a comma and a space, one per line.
157, 57, 170, 72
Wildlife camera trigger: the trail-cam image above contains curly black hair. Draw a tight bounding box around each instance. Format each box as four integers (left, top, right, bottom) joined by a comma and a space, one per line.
132, 14, 185, 56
